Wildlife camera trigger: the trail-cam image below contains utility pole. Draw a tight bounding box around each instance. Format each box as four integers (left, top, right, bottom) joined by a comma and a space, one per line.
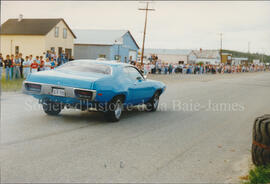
220, 33, 223, 64
139, 2, 155, 65
248, 42, 250, 63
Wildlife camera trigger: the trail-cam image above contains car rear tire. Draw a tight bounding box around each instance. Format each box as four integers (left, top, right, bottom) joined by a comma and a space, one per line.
146, 92, 160, 112
105, 96, 123, 122
42, 101, 62, 116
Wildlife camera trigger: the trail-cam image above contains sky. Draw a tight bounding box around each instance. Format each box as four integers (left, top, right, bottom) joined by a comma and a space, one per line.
1, 1, 270, 54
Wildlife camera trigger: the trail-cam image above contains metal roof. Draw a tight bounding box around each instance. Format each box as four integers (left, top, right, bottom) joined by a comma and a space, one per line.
0, 18, 76, 38
143, 48, 192, 55
74, 29, 129, 45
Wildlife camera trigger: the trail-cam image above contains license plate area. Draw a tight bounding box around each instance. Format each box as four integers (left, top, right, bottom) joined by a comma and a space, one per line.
51, 87, 65, 97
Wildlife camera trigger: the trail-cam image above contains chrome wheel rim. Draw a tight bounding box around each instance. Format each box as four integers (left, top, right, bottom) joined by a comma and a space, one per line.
114, 100, 122, 119
153, 95, 159, 109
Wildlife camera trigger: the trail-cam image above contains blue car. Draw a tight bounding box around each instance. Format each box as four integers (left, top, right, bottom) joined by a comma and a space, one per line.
23, 60, 166, 122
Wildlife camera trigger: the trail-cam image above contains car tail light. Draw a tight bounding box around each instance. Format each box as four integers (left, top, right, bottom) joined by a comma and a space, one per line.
74, 89, 93, 100
25, 83, 41, 92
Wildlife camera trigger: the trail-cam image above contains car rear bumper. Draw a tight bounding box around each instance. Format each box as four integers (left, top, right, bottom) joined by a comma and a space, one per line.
23, 81, 96, 101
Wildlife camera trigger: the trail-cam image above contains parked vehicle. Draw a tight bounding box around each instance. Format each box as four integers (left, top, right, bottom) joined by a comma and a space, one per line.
23, 60, 166, 122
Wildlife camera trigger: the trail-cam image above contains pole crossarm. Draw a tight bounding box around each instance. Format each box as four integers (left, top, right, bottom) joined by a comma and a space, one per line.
138, 8, 155, 11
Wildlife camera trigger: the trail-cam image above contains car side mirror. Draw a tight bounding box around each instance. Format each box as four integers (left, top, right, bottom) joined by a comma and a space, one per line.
136, 76, 143, 81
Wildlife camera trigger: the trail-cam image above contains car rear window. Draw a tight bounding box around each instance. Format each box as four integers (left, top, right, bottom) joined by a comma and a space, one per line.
57, 61, 111, 75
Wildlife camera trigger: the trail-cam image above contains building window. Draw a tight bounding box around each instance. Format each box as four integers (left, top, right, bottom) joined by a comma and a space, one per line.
51, 47, 55, 53
99, 54, 106, 58
15, 46, 19, 55
55, 27, 59, 37
115, 55, 121, 61
65, 48, 72, 60
63, 28, 67, 39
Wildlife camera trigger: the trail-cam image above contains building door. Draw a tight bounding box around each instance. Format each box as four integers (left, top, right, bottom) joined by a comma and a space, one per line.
65, 48, 72, 60
15, 46, 19, 55
58, 47, 63, 55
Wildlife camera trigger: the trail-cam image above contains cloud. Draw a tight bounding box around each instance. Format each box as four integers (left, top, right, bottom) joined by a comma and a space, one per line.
1, 1, 270, 54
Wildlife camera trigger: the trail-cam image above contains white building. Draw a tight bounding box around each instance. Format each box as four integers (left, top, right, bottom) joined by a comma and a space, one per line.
0, 17, 76, 59
143, 48, 192, 64
232, 57, 248, 65
191, 49, 221, 64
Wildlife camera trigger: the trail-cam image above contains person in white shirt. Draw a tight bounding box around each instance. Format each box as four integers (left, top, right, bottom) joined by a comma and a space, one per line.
44, 58, 51, 70
23, 56, 31, 78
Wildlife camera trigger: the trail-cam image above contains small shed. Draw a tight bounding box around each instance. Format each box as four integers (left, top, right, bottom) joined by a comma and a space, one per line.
74, 29, 139, 63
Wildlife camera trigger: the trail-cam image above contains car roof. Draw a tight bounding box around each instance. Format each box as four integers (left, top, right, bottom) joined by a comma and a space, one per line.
72, 59, 133, 67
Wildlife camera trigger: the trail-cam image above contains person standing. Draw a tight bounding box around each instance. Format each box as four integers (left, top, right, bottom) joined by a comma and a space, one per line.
19, 53, 24, 78
44, 58, 51, 70
10, 54, 14, 79
46, 50, 51, 60
29, 55, 33, 63
13, 55, 21, 78
168, 63, 173, 74
35, 56, 40, 71
57, 53, 62, 66
39, 56, 45, 71
50, 57, 56, 69
23, 56, 31, 78
4, 55, 12, 80
30, 59, 39, 73
0, 53, 3, 79
62, 52, 68, 64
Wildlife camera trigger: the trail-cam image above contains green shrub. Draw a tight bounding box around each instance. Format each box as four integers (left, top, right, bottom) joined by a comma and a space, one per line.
245, 165, 270, 184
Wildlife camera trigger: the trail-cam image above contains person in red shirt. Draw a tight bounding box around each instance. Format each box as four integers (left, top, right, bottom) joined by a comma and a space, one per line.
31, 59, 39, 73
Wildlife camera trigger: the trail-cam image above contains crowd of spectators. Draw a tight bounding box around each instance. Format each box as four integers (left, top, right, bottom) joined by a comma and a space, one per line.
132, 60, 267, 75
0, 51, 72, 80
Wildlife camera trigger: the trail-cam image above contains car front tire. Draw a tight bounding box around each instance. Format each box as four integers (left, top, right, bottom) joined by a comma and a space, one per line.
146, 92, 160, 112
105, 96, 123, 122
42, 101, 62, 116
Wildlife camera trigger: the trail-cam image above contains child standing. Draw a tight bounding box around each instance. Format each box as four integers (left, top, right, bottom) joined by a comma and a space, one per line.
44, 58, 51, 70
50, 57, 56, 69
31, 60, 39, 73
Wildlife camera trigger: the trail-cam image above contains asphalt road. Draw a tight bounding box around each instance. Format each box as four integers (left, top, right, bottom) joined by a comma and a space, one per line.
1, 72, 270, 183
